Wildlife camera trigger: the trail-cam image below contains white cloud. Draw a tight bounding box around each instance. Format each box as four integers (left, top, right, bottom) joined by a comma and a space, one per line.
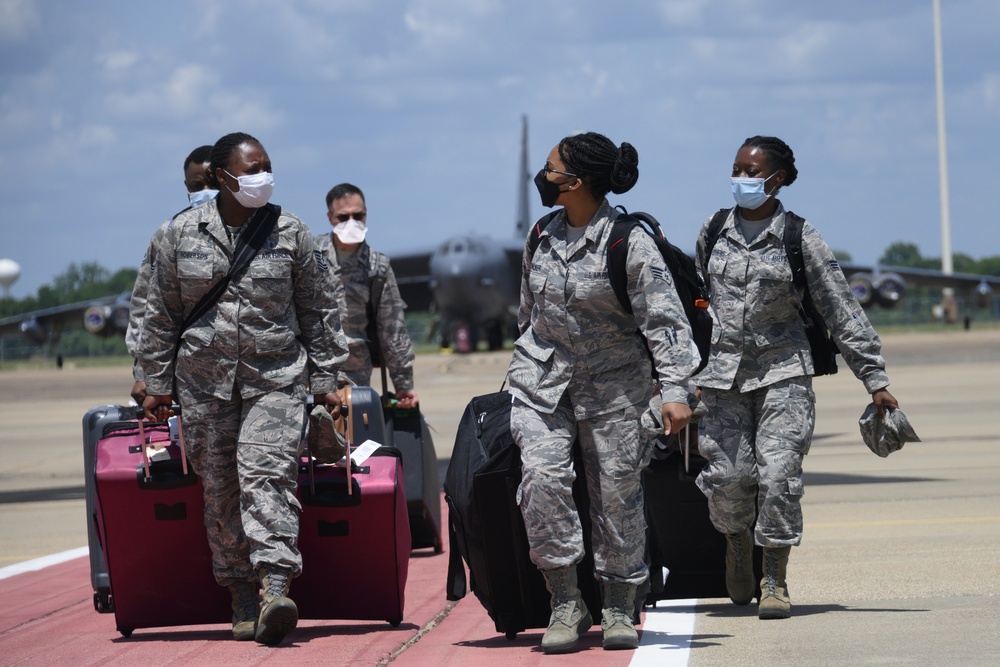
656, 0, 710, 27
98, 50, 140, 73
403, 0, 500, 50
976, 71, 1000, 109
101, 63, 278, 127
0, 0, 40, 42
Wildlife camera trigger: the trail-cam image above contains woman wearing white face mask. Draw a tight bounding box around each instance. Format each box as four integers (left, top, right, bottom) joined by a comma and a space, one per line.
692, 136, 900, 620
139, 132, 349, 645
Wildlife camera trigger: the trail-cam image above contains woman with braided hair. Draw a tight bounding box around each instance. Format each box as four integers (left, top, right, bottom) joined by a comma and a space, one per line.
508, 131, 698, 652
693, 135, 899, 619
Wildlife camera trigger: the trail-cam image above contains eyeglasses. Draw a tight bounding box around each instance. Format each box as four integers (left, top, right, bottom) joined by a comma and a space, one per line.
332, 211, 366, 222
543, 167, 577, 179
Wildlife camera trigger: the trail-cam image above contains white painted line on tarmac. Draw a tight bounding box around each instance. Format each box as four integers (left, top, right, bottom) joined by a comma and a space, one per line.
630, 598, 697, 667
0, 546, 89, 581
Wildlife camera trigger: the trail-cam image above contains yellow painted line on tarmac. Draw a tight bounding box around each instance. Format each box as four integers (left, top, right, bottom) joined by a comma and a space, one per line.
807, 516, 1000, 529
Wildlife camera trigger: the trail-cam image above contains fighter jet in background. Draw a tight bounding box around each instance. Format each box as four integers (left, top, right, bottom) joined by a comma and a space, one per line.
0, 292, 132, 346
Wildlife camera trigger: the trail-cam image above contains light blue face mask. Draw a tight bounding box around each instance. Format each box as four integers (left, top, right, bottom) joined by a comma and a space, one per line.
187, 188, 218, 207
731, 172, 777, 210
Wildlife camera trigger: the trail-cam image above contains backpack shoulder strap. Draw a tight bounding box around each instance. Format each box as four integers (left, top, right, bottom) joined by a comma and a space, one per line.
526, 210, 560, 258
782, 210, 807, 292
702, 207, 731, 269
176, 203, 280, 360
607, 213, 643, 315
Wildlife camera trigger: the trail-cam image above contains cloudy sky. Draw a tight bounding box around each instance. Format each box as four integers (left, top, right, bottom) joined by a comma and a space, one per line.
1, 0, 996, 298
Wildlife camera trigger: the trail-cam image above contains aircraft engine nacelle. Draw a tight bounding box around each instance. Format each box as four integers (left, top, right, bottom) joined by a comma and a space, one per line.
873, 273, 906, 309
83, 304, 130, 338
976, 281, 992, 309
19, 318, 47, 345
848, 273, 875, 307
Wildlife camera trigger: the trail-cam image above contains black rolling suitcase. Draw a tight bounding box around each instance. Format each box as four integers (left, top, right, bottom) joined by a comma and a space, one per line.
643, 426, 762, 602
384, 403, 442, 552
444, 390, 606, 640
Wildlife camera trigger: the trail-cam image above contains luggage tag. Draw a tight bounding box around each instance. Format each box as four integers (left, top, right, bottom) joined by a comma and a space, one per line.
168, 415, 189, 476
138, 414, 188, 482
338, 439, 381, 467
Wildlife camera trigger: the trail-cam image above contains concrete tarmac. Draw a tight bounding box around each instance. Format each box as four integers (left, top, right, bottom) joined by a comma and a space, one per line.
0, 328, 998, 665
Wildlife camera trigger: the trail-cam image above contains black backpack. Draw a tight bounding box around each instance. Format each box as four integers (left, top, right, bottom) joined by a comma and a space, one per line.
703, 207, 838, 376
527, 209, 712, 373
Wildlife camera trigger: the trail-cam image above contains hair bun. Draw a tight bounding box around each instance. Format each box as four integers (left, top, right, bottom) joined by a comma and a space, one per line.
609, 142, 639, 194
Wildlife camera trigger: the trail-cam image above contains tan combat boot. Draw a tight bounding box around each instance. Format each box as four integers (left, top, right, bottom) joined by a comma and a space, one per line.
540, 567, 593, 654
758, 546, 791, 619
725, 529, 755, 606
255, 566, 299, 645
228, 580, 260, 641
601, 581, 639, 650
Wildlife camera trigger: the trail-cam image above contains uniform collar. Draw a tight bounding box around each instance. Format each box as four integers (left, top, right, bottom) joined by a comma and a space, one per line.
726, 201, 787, 246
198, 198, 231, 247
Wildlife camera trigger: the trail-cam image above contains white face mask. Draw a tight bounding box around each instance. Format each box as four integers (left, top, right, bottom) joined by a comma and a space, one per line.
333, 219, 367, 244
224, 170, 274, 208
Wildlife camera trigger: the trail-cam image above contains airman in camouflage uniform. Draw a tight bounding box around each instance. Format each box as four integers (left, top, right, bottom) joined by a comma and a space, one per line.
126, 145, 216, 404
694, 135, 898, 620
140, 133, 348, 645
318, 183, 417, 408
509, 133, 697, 653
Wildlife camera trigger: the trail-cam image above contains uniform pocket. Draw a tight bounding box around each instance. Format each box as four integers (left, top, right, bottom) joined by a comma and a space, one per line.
528, 270, 547, 304
757, 259, 793, 302
256, 330, 297, 353
178, 327, 214, 361
181, 327, 214, 348
178, 257, 213, 280
250, 258, 292, 280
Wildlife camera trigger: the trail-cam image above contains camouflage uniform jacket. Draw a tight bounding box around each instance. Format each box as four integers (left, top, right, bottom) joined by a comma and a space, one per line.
694, 203, 889, 394
315, 234, 415, 392
126, 217, 176, 382
508, 200, 698, 419
139, 199, 348, 400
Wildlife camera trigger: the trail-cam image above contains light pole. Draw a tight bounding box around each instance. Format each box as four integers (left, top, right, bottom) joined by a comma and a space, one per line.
933, 0, 953, 276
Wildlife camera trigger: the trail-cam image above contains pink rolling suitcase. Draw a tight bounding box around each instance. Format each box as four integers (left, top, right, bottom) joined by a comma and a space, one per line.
293, 398, 410, 626
93, 416, 230, 637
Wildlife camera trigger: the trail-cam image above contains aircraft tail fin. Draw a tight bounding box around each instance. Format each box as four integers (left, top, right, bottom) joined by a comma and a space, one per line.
515, 114, 530, 240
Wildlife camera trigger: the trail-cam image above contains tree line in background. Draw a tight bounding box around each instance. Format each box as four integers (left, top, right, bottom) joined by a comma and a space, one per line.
0, 262, 137, 359
2, 244, 998, 360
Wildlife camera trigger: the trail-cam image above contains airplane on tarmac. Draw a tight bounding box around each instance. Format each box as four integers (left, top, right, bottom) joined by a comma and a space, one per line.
390, 115, 535, 352
3, 118, 996, 352
0, 292, 132, 346
388, 116, 999, 352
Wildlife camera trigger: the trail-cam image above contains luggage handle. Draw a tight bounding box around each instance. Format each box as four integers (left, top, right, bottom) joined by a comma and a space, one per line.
307, 387, 359, 498
137, 414, 188, 483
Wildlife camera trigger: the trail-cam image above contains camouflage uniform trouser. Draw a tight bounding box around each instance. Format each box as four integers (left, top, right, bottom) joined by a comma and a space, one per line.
178, 381, 307, 587
511, 397, 653, 585
695, 376, 815, 547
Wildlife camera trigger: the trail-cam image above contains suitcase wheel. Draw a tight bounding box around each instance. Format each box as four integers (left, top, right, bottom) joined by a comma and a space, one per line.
93, 592, 114, 614
388, 617, 402, 627
119, 628, 133, 638
434, 538, 444, 555
505, 630, 518, 641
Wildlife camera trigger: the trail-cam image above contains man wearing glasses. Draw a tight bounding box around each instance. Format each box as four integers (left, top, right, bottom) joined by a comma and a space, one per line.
316, 183, 419, 408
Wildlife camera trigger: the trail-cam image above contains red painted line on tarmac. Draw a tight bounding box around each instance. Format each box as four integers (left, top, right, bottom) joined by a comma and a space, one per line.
0, 495, 685, 666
